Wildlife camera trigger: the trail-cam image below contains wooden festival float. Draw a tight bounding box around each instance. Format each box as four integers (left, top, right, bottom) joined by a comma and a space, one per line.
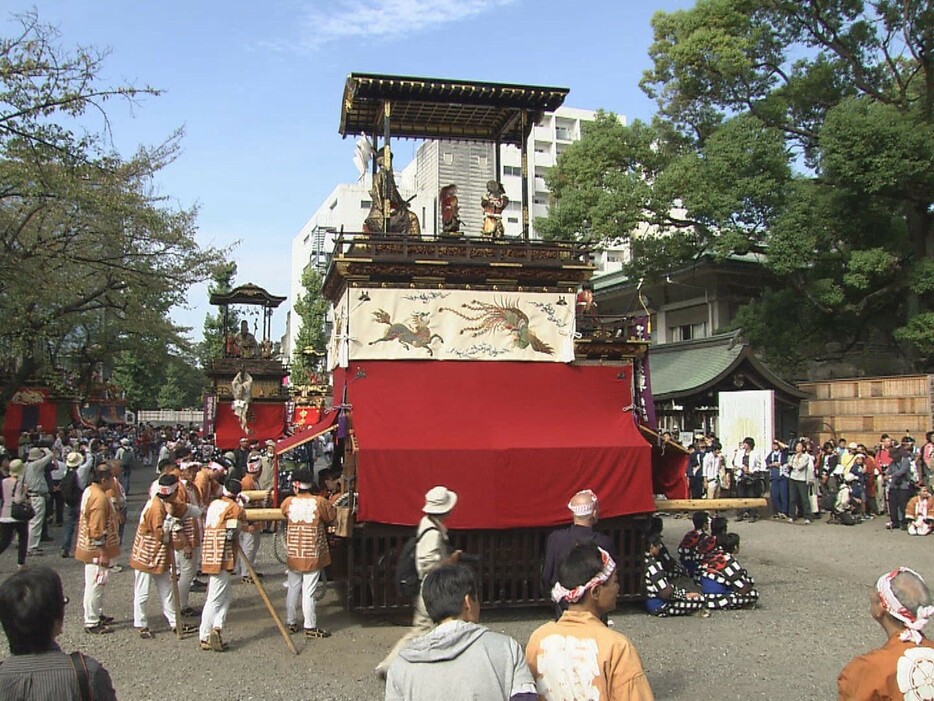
204, 283, 290, 448
270, 74, 731, 614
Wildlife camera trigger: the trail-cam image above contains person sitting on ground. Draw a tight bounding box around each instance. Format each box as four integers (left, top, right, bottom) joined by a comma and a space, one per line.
905, 484, 934, 536
526, 541, 654, 700
385, 563, 537, 701
838, 567, 934, 700
677, 511, 709, 581
0, 566, 117, 700
699, 533, 759, 610
710, 515, 729, 543
646, 516, 687, 579
644, 534, 706, 618
831, 473, 861, 525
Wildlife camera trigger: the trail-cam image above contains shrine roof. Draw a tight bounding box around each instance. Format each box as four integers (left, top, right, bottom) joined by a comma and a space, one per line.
209, 283, 286, 308
339, 73, 569, 145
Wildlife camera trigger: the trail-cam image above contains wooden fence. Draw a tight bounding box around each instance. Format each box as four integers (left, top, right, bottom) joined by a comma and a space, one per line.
798, 375, 934, 447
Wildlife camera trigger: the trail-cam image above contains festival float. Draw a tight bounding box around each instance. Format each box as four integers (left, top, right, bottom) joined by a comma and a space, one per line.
204, 283, 290, 448
270, 73, 697, 613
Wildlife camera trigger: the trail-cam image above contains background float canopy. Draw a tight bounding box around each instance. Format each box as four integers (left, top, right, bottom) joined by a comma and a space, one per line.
339, 73, 569, 145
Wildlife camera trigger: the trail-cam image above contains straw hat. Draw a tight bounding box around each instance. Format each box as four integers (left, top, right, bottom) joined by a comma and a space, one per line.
8, 459, 24, 477
66, 452, 83, 468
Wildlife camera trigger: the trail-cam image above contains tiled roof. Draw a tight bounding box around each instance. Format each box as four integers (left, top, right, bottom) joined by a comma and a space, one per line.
648, 332, 806, 400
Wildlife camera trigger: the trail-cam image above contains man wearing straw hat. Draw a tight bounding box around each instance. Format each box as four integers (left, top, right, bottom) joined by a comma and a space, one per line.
375, 486, 461, 679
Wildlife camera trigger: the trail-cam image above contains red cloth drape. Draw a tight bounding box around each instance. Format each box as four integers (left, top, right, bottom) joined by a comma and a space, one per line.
335, 361, 655, 530
2, 402, 57, 452
214, 402, 286, 449
651, 447, 689, 500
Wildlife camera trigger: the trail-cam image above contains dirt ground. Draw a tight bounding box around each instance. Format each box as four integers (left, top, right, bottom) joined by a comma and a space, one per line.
1, 501, 931, 700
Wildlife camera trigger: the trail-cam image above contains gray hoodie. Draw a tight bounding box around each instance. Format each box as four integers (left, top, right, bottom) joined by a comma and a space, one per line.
385, 620, 536, 701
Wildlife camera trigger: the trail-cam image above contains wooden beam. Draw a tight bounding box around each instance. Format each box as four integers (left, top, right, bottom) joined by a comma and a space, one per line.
655, 498, 768, 512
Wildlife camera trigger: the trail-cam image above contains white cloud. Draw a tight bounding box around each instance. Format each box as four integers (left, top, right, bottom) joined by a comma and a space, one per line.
294, 0, 517, 49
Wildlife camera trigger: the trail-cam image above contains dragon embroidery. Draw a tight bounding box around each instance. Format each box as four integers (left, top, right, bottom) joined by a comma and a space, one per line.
439, 299, 554, 355
369, 309, 443, 356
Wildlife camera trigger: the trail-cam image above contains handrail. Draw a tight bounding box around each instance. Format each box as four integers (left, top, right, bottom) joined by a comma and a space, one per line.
328, 231, 593, 267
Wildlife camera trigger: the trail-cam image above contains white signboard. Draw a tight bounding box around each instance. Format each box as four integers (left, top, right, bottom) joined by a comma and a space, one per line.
718, 390, 775, 455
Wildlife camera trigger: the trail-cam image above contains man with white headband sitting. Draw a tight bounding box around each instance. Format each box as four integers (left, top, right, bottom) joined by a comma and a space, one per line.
541, 490, 616, 620
838, 567, 934, 700
526, 542, 655, 701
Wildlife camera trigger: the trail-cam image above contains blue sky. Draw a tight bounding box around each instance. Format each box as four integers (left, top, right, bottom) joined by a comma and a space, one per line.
4, 0, 695, 344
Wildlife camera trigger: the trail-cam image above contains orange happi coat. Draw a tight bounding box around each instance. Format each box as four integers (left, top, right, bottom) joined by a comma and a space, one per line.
129, 492, 187, 575
280, 493, 337, 573
75, 483, 120, 564
201, 496, 246, 575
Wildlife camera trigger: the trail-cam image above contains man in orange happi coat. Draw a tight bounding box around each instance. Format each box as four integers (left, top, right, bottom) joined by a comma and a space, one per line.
75, 464, 121, 635
130, 474, 201, 639
280, 468, 336, 639
198, 478, 246, 652
238, 452, 271, 583
838, 567, 934, 700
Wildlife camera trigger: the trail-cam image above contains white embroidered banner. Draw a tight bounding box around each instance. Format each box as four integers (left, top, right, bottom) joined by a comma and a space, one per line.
332, 288, 575, 364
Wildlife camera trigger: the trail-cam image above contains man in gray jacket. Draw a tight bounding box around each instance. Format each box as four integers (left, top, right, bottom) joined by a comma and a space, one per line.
23, 447, 52, 556
385, 563, 536, 701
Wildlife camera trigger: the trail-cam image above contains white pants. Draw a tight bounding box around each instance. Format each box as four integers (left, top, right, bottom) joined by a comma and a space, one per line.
83, 563, 106, 626
133, 569, 176, 629
286, 569, 322, 629
177, 545, 200, 609
27, 495, 46, 551
238, 531, 260, 576
199, 571, 232, 642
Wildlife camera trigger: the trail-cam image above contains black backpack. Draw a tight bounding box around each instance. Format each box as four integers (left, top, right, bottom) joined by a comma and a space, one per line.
60, 469, 82, 507
395, 526, 438, 598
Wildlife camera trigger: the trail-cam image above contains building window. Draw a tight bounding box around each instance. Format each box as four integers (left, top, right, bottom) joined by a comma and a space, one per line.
503, 165, 522, 177
477, 156, 489, 167
442, 152, 454, 165
360, 200, 372, 209
669, 322, 708, 342
329, 200, 337, 210
507, 216, 519, 223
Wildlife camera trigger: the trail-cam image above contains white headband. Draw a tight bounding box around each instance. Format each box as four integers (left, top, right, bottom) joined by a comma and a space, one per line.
157, 482, 178, 497
568, 490, 597, 517
551, 547, 616, 604
222, 486, 238, 499
294, 481, 314, 490
876, 567, 934, 644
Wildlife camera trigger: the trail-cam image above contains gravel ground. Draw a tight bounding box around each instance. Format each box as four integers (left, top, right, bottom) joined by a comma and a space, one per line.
1, 502, 930, 701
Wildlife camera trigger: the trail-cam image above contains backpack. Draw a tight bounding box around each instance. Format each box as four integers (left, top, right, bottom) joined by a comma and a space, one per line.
395, 526, 438, 598
60, 469, 82, 508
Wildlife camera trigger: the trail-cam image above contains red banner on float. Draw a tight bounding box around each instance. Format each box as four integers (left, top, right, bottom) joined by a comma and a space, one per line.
214, 402, 286, 450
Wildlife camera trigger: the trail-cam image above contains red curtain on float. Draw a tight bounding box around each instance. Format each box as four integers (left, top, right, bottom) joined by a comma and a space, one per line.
214, 402, 287, 449
335, 361, 655, 530
2, 390, 57, 452
651, 447, 689, 500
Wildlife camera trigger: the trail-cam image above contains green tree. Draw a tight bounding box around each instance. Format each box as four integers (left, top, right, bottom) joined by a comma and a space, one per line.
291, 265, 329, 384
0, 11, 227, 417
196, 262, 239, 369
539, 0, 934, 371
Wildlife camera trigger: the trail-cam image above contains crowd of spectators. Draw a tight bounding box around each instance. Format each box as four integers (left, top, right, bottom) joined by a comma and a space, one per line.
678, 430, 934, 534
